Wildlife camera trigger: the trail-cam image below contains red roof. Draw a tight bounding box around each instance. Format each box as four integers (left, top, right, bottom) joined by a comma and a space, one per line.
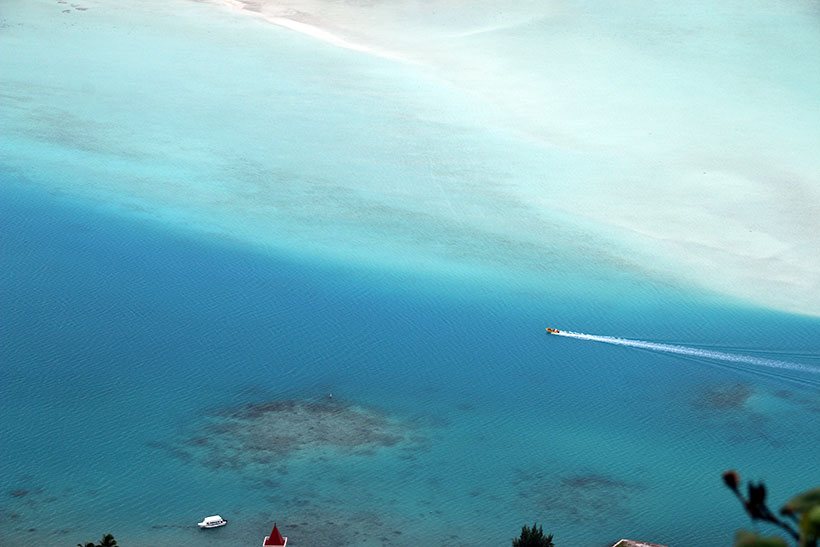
264, 523, 286, 546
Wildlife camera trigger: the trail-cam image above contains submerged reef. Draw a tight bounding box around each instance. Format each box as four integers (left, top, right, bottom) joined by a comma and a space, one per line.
695, 383, 754, 410
514, 469, 640, 525
690, 382, 820, 448
3, 479, 68, 538
692, 382, 773, 446
165, 398, 423, 471
147, 397, 436, 543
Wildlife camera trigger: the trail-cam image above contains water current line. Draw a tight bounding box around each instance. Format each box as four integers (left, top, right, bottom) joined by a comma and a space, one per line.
554, 330, 819, 375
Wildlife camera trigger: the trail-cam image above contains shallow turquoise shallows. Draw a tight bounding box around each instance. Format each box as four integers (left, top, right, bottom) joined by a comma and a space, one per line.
1, 0, 819, 545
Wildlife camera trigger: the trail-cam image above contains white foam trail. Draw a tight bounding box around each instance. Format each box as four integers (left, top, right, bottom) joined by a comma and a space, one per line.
554, 331, 817, 375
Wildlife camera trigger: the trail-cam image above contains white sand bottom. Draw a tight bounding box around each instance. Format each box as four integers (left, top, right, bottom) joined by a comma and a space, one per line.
2, 0, 819, 316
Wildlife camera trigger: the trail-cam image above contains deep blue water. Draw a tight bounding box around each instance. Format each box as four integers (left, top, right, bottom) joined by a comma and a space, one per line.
1, 181, 819, 546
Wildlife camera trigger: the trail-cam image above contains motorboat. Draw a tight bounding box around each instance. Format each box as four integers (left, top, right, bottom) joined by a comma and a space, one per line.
198, 515, 228, 529
546, 328, 561, 335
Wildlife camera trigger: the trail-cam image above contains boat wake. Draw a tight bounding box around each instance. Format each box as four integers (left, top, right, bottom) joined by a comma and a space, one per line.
554, 330, 818, 376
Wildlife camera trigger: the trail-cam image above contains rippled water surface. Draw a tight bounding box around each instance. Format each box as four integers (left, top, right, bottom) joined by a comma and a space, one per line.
3, 182, 819, 546
1, 0, 819, 545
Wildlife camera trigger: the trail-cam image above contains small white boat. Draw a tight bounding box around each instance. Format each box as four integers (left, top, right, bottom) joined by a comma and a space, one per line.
198, 515, 228, 529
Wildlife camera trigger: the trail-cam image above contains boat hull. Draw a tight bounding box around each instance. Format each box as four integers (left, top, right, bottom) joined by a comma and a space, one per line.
198, 520, 228, 529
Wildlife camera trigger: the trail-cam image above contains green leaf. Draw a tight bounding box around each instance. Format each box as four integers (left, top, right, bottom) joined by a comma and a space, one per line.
734, 530, 789, 547
799, 505, 820, 542
782, 487, 820, 514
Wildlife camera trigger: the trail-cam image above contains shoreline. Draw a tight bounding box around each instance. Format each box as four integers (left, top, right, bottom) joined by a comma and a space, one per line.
211, 0, 407, 61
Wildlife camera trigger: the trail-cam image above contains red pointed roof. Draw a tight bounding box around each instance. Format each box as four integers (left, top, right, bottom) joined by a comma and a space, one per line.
264, 523, 286, 546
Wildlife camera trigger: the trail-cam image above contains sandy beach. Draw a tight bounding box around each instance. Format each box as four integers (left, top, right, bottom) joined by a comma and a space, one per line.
212, 0, 405, 60
205, 0, 820, 316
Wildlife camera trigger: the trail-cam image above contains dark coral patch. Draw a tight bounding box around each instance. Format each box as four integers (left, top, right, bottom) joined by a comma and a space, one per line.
695, 383, 753, 410
514, 469, 641, 525
166, 398, 425, 472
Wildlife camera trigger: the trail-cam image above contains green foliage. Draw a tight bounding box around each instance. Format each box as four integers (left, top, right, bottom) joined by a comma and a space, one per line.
77, 534, 117, 547
513, 522, 555, 547
783, 487, 820, 547
723, 471, 819, 547
799, 506, 820, 546
785, 489, 820, 515
734, 530, 789, 547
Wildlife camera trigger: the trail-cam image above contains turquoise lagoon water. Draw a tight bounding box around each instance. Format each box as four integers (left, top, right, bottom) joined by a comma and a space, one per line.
2, 0, 820, 545
3, 174, 819, 547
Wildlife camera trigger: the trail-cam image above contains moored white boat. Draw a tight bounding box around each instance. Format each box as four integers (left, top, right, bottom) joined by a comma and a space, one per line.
198, 515, 228, 529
